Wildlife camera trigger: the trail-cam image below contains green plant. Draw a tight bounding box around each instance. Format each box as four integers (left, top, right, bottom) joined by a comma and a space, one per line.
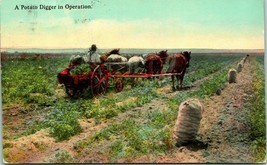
70, 63, 92, 76
248, 59, 266, 162
3, 53, 252, 163
251, 137, 266, 162
2, 57, 69, 105
48, 106, 82, 141
3, 148, 10, 163
49, 150, 75, 163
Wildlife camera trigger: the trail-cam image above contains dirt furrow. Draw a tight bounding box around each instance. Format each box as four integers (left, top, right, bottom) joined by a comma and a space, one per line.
157, 59, 239, 98
117, 57, 255, 163
153, 57, 255, 163
197, 57, 255, 163
4, 57, 256, 163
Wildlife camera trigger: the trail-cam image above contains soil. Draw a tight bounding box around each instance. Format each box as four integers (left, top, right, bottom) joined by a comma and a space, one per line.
2, 57, 258, 163
114, 57, 256, 163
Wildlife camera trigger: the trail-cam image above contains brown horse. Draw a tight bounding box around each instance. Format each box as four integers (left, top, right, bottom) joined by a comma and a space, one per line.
167, 51, 191, 90
145, 50, 168, 75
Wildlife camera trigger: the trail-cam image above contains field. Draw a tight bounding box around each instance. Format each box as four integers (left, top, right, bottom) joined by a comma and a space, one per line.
2, 52, 266, 163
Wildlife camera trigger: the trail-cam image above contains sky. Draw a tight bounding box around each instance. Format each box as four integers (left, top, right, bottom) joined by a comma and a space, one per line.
1, 0, 265, 49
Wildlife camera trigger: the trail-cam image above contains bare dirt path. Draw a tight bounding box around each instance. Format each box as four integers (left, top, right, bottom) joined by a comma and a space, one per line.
197, 57, 254, 163
129, 57, 255, 163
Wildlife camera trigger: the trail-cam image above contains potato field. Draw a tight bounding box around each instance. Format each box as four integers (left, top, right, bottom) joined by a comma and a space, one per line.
2, 52, 266, 163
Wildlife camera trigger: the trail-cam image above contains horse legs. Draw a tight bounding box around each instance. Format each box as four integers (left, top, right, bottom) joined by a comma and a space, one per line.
147, 61, 154, 80
130, 67, 136, 87
131, 76, 136, 87
148, 61, 153, 74
171, 75, 175, 91
178, 72, 186, 90
153, 60, 162, 80
177, 75, 183, 89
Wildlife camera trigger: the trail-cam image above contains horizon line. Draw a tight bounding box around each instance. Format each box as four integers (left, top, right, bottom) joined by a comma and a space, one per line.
1, 47, 264, 50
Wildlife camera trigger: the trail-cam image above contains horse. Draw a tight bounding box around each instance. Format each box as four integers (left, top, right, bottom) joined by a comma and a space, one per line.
106, 54, 127, 62
100, 48, 120, 63
103, 49, 129, 73
105, 48, 125, 62
166, 51, 191, 90
128, 56, 145, 86
145, 50, 168, 75
70, 55, 85, 65
128, 56, 145, 74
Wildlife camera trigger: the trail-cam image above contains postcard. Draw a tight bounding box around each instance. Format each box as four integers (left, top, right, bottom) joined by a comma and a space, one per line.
1, 0, 266, 163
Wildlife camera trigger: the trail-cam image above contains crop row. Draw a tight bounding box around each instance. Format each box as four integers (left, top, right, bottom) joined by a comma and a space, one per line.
248, 58, 266, 162
1, 54, 241, 106
162, 54, 241, 87
72, 58, 240, 161
185, 54, 242, 73
2, 58, 69, 106
2, 54, 241, 142
77, 54, 235, 123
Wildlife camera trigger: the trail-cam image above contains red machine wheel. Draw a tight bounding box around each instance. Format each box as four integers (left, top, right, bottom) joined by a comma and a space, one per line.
91, 65, 109, 96
115, 78, 124, 92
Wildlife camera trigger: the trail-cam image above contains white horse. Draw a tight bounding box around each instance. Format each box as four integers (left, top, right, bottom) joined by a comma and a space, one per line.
106, 54, 127, 62
128, 56, 145, 74
83, 51, 101, 64
128, 56, 145, 86
105, 54, 128, 72
69, 55, 85, 65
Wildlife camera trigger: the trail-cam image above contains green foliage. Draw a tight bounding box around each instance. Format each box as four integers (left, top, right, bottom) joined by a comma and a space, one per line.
186, 63, 220, 84
194, 68, 228, 97
248, 59, 266, 162
47, 102, 82, 141
84, 81, 161, 120
3, 54, 254, 162
110, 140, 125, 157
77, 107, 175, 159
2, 58, 69, 105
14, 122, 47, 139
109, 119, 174, 158
26, 94, 54, 106
70, 63, 92, 76
185, 54, 239, 73
93, 123, 121, 141
184, 55, 240, 86
3, 148, 10, 163
147, 110, 169, 129
73, 55, 243, 161
251, 137, 266, 162
49, 150, 75, 163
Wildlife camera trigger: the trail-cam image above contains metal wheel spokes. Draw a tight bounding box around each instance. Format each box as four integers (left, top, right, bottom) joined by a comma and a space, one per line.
91, 65, 108, 96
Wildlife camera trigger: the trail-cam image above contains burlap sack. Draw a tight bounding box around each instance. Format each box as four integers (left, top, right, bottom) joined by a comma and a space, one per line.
237, 63, 243, 73
228, 68, 237, 83
173, 98, 203, 146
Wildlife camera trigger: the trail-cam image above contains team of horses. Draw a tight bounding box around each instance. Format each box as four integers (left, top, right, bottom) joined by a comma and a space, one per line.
70, 49, 191, 91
